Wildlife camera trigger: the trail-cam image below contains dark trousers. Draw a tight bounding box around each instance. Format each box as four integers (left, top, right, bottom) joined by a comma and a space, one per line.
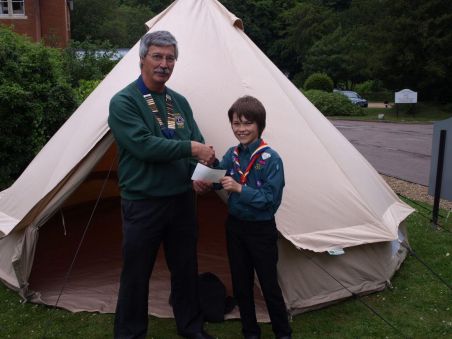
114, 191, 203, 339
226, 215, 292, 339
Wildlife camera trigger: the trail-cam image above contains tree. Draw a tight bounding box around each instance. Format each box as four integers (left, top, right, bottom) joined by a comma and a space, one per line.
71, 0, 155, 47
0, 26, 77, 189
119, 0, 172, 13
301, 26, 370, 88
374, 0, 452, 100
62, 39, 117, 87
220, 0, 280, 54
67, 0, 452, 102
71, 0, 118, 43
320, 0, 352, 11
272, 2, 336, 77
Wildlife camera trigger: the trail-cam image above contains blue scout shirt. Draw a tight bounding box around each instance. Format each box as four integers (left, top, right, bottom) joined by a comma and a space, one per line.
218, 138, 285, 221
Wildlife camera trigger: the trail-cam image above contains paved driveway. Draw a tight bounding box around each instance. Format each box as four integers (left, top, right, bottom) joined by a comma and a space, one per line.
331, 120, 433, 186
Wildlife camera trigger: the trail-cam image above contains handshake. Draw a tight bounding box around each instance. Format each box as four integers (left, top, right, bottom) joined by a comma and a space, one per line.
191, 141, 218, 194
190, 142, 242, 195
191, 141, 216, 166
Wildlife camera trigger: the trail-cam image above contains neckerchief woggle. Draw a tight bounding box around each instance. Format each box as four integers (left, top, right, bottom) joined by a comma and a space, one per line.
136, 75, 175, 139
233, 139, 269, 185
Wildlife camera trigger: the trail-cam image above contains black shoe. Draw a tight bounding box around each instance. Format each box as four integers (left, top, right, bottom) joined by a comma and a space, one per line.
186, 331, 214, 339
245, 336, 260, 339
277, 336, 292, 339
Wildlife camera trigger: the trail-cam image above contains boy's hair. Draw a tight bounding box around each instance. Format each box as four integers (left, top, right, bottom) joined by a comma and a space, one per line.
228, 95, 266, 137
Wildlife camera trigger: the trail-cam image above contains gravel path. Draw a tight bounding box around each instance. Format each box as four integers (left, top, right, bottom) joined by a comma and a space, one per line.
381, 174, 452, 211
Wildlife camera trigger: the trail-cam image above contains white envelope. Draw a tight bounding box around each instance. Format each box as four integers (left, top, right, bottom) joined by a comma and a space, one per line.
191, 163, 226, 183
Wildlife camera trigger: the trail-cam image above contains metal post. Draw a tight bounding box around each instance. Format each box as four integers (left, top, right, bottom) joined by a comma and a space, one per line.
432, 130, 447, 227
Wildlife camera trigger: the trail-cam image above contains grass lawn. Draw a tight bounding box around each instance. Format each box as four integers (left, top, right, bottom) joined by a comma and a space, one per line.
0, 199, 451, 338
334, 102, 452, 122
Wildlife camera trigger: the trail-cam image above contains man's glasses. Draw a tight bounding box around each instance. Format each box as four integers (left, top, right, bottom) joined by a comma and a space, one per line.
147, 53, 176, 64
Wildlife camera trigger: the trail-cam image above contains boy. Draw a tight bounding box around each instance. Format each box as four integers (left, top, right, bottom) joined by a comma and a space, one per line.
218, 96, 292, 339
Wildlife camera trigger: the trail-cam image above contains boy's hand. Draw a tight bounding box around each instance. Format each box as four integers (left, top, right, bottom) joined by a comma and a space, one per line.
220, 176, 242, 193
193, 180, 212, 194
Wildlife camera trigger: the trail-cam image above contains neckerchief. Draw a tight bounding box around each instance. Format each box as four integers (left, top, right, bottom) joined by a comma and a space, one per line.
136, 75, 175, 139
233, 139, 269, 185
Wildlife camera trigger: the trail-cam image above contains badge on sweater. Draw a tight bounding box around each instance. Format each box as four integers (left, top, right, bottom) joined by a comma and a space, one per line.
175, 113, 185, 128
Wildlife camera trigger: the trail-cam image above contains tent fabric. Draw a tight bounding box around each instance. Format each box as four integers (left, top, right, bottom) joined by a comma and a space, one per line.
0, 0, 413, 319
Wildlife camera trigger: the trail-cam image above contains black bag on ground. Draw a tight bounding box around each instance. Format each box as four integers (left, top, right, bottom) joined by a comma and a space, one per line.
198, 272, 228, 322
169, 272, 236, 322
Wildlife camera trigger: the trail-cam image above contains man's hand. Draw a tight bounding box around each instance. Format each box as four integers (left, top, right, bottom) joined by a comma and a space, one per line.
220, 176, 242, 193
193, 180, 212, 194
191, 141, 215, 165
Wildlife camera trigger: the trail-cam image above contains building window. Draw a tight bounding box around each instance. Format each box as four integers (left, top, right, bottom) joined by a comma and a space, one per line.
0, 0, 25, 16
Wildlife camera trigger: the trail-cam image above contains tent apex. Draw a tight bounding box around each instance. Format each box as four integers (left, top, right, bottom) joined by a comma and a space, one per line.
233, 18, 244, 31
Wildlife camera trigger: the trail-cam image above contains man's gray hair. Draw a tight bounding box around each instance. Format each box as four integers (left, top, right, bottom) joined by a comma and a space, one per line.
139, 30, 178, 59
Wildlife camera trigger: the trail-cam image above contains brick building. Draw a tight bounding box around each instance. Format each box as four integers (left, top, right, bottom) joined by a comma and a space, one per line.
0, 0, 72, 48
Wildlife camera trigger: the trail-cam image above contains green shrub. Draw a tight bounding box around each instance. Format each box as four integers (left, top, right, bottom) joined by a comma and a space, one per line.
304, 89, 364, 116
75, 79, 102, 105
355, 80, 382, 93
303, 73, 334, 92
291, 72, 305, 89
364, 91, 393, 102
0, 26, 77, 189
62, 39, 117, 87
355, 80, 392, 102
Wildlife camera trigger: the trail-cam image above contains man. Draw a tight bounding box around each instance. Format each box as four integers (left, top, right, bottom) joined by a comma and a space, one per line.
108, 30, 215, 339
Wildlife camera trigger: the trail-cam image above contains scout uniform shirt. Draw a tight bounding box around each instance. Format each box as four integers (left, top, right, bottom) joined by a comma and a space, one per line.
219, 138, 285, 221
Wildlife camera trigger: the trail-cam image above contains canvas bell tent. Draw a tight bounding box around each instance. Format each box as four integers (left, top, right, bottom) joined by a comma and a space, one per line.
0, 0, 414, 320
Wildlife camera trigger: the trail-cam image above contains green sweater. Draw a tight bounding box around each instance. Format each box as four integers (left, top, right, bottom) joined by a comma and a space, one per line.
108, 81, 204, 199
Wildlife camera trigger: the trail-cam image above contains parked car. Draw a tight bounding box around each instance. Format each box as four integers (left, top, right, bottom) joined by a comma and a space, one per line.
334, 90, 368, 107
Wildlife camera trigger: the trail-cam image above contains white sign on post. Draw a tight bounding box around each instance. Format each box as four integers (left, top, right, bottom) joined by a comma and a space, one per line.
395, 89, 417, 104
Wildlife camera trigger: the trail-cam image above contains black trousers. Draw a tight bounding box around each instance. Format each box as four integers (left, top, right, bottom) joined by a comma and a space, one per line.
114, 191, 203, 339
226, 215, 292, 339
